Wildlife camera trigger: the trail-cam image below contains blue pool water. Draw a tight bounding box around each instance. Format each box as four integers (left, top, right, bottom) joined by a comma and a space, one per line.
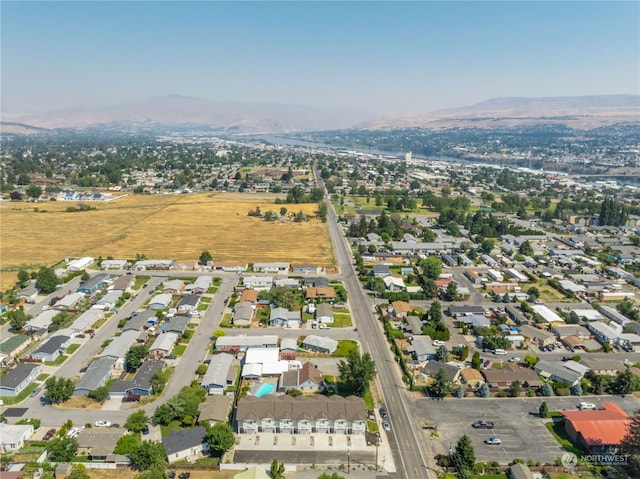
255, 382, 274, 398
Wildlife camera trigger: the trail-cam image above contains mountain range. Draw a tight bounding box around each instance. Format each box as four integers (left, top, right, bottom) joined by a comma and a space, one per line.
1, 94, 638, 134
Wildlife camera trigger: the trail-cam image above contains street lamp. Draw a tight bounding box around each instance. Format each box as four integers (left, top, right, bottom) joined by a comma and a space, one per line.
347, 448, 351, 474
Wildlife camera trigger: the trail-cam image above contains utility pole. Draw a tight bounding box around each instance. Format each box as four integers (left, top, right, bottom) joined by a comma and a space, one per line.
348, 448, 351, 474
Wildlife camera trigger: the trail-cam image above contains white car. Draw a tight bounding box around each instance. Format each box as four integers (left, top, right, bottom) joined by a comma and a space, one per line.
95, 420, 112, 427
579, 402, 596, 410
433, 340, 445, 347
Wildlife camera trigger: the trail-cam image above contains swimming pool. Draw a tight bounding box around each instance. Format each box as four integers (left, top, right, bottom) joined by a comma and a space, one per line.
255, 382, 275, 398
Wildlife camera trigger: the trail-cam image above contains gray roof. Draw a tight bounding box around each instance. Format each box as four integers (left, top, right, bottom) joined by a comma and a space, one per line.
123, 312, 153, 332
0, 363, 40, 390
270, 307, 301, 322
74, 357, 115, 393
233, 302, 254, 323
78, 273, 109, 292
111, 359, 165, 394
407, 336, 436, 358
301, 335, 338, 352
35, 335, 70, 355
179, 294, 199, 308
198, 395, 233, 423
236, 395, 366, 422
405, 316, 423, 336
316, 303, 333, 318
166, 316, 189, 335
100, 330, 139, 359
421, 361, 459, 380
215, 334, 279, 350
162, 426, 207, 456
534, 360, 583, 385
201, 353, 234, 389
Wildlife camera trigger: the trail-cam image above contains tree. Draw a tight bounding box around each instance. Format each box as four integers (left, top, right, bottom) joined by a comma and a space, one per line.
571, 383, 583, 397
47, 437, 78, 462
540, 382, 553, 397
114, 434, 140, 455
509, 380, 522, 397
80, 271, 90, 281
213, 329, 226, 338
137, 467, 168, 479
44, 377, 74, 404
454, 434, 476, 470
36, 267, 60, 293
317, 201, 328, 222
472, 351, 481, 370
427, 368, 452, 398
480, 238, 495, 254
150, 369, 168, 395
429, 300, 442, 323
317, 473, 345, 479
454, 386, 464, 398
8, 307, 29, 331
436, 345, 448, 363
479, 383, 490, 398
129, 441, 167, 471
270, 459, 285, 479
125, 345, 148, 372
206, 422, 235, 455
421, 257, 442, 280
67, 464, 90, 479
619, 411, 640, 478
125, 410, 150, 433
518, 240, 533, 257
272, 286, 295, 309
199, 251, 212, 265
88, 385, 109, 402
26, 184, 42, 200
337, 350, 377, 397
610, 370, 634, 395
17, 269, 30, 287
539, 401, 549, 418
444, 282, 459, 301
526, 287, 540, 302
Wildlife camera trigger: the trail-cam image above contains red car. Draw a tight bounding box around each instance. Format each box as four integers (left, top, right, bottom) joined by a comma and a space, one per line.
122, 394, 141, 402
43, 428, 56, 440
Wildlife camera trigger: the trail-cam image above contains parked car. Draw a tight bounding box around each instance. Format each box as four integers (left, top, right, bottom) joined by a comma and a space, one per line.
579, 402, 596, 410
122, 394, 141, 402
319, 324, 329, 330
43, 428, 56, 440
95, 420, 112, 427
165, 355, 177, 360
379, 406, 387, 418
382, 421, 391, 432
484, 437, 502, 445
472, 421, 494, 429
142, 425, 149, 435
433, 340, 445, 347
30, 387, 41, 397
508, 357, 520, 363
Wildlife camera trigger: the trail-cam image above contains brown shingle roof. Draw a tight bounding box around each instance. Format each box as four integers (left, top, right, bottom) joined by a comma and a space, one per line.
299, 361, 323, 386
240, 289, 259, 303
306, 287, 336, 299
236, 395, 366, 422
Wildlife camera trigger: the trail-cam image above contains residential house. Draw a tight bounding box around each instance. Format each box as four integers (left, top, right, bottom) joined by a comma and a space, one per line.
242, 348, 289, 378
76, 273, 109, 294
17, 281, 39, 304
372, 264, 391, 277
459, 368, 485, 388
177, 294, 200, 314
25, 310, 58, 333
162, 426, 210, 463
133, 260, 174, 271
509, 463, 535, 479
482, 365, 543, 389
54, 293, 84, 311
200, 353, 235, 395
420, 362, 461, 384
406, 336, 436, 361
96, 290, 122, 309
291, 264, 321, 274
457, 314, 490, 330
236, 395, 367, 435
184, 276, 213, 295
100, 330, 139, 363
561, 402, 631, 454
253, 262, 289, 273
73, 358, 115, 396
109, 360, 165, 398
67, 257, 94, 271
301, 335, 338, 354
0, 363, 41, 396
519, 325, 557, 348
32, 335, 71, 362
239, 289, 259, 304
280, 361, 324, 394
304, 277, 329, 288
165, 316, 189, 336
214, 262, 248, 272
123, 311, 157, 332
553, 324, 591, 339
305, 286, 336, 301
383, 276, 406, 291
233, 302, 255, 326
163, 279, 185, 295
198, 394, 233, 425
532, 305, 565, 324
274, 277, 299, 289
70, 308, 104, 332
101, 259, 128, 270
149, 293, 172, 310
149, 332, 179, 358
280, 338, 298, 354
215, 335, 279, 352
404, 316, 423, 336
0, 424, 34, 452
447, 305, 486, 317
387, 301, 411, 319
315, 303, 334, 324
243, 276, 273, 291
269, 307, 301, 328
534, 360, 583, 387
588, 321, 620, 344
76, 428, 122, 461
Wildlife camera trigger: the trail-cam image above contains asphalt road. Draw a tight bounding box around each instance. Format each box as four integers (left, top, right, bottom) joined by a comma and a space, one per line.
318, 165, 432, 479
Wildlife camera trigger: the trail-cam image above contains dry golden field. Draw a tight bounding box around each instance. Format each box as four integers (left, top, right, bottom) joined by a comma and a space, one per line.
0, 193, 334, 291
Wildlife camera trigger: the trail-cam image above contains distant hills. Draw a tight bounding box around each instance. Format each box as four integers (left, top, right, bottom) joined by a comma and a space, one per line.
1, 94, 638, 134
0, 95, 372, 133
357, 95, 640, 130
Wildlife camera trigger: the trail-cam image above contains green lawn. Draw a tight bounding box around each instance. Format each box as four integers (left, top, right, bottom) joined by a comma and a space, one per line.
44, 354, 69, 366
207, 287, 218, 294
545, 421, 585, 456
197, 303, 209, 311
367, 420, 379, 433
332, 313, 352, 328
66, 343, 80, 354
0, 382, 37, 404
36, 373, 50, 381
171, 344, 187, 356
200, 296, 212, 304
132, 276, 151, 290
160, 420, 183, 438
220, 313, 233, 328
363, 389, 374, 410
92, 318, 107, 329
332, 340, 358, 357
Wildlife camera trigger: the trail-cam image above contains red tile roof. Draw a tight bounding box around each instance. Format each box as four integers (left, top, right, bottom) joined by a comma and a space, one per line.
561, 402, 631, 446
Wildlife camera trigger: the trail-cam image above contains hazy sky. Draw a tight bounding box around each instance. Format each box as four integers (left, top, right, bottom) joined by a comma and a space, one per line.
2, 1, 639, 115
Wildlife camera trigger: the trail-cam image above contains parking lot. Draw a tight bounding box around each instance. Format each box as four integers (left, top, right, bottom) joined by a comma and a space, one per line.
407, 395, 640, 464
